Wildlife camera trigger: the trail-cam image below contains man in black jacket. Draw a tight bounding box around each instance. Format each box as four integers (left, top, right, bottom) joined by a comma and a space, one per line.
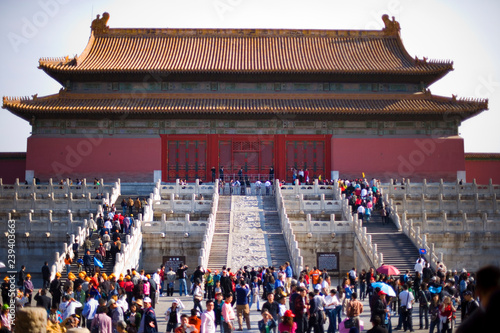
42, 261, 51, 289
34, 288, 52, 312
371, 290, 387, 327
262, 293, 280, 324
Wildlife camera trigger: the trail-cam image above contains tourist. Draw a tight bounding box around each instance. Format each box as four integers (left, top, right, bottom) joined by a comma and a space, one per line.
418, 283, 431, 330
175, 314, 199, 333
235, 279, 251, 330
193, 279, 204, 315
258, 309, 277, 333
82, 293, 99, 330
42, 261, 51, 289
189, 308, 202, 332
439, 296, 455, 333
221, 293, 236, 333
250, 276, 261, 311
92, 299, 113, 333
166, 267, 176, 297
23, 273, 34, 304
398, 284, 414, 332
460, 290, 479, 321
214, 293, 224, 332
262, 292, 280, 329
366, 315, 388, 333
201, 299, 216, 333
177, 264, 189, 297
49, 272, 63, 308
59, 294, 82, 320
324, 289, 339, 333
279, 309, 297, 333
34, 288, 52, 312
127, 302, 142, 333
345, 292, 363, 332
139, 296, 158, 333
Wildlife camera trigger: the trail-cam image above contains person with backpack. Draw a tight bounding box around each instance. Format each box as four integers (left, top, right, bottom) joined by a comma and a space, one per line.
418, 283, 431, 330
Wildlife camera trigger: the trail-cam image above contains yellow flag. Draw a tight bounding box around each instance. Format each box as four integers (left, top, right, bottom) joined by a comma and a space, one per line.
362, 172, 365, 178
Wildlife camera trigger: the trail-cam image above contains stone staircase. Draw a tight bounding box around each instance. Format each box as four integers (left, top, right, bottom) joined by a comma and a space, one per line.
207, 196, 231, 271
260, 199, 291, 267
61, 232, 118, 284
229, 195, 291, 269
365, 210, 420, 273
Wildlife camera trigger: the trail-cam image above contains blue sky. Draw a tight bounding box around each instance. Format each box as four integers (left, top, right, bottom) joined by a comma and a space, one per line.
1, 0, 499, 152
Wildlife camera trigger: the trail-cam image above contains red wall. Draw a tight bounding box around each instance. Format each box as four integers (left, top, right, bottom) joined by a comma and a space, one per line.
331, 137, 465, 182
465, 160, 500, 184
0, 153, 26, 183
26, 137, 161, 182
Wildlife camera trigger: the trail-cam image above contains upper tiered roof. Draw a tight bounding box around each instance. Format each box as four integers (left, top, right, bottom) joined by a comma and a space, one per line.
37, 13, 453, 85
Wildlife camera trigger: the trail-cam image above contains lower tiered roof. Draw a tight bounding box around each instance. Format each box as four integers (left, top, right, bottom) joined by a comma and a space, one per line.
2, 92, 487, 121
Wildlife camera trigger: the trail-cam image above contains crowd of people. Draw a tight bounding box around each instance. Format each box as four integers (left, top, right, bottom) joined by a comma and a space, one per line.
2, 257, 499, 333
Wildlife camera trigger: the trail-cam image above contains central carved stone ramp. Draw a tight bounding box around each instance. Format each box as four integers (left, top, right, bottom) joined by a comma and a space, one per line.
207, 196, 231, 271
366, 211, 420, 273
230, 196, 291, 269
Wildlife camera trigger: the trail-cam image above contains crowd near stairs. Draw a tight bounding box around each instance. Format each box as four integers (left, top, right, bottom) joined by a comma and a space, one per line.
365, 210, 420, 273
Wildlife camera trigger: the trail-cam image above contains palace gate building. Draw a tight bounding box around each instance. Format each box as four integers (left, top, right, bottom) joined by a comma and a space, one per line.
2, 14, 488, 183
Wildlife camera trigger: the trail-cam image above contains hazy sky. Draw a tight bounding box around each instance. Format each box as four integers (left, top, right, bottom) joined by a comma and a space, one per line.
1, 0, 498, 152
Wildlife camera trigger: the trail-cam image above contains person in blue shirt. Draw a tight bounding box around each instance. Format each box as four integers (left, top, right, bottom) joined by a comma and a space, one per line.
235, 279, 251, 330
285, 262, 293, 294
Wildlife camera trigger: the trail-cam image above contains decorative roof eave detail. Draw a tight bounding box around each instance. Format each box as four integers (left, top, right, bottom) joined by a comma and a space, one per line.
3, 93, 488, 122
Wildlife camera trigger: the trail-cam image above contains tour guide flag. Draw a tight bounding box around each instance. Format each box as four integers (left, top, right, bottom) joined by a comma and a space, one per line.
419, 248, 427, 255
94, 257, 104, 268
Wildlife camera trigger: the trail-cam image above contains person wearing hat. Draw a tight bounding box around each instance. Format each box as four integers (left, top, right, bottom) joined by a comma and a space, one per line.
0, 303, 11, 331
165, 298, 185, 333
460, 290, 479, 321
109, 298, 124, 331
127, 301, 142, 333
1, 276, 10, 306
50, 272, 63, 308
278, 309, 296, 333
139, 296, 158, 333
371, 290, 388, 328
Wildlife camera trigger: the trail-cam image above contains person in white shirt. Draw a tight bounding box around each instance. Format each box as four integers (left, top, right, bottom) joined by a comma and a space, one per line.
325, 289, 340, 333
399, 284, 415, 332
59, 294, 82, 320
201, 299, 216, 333
414, 258, 424, 275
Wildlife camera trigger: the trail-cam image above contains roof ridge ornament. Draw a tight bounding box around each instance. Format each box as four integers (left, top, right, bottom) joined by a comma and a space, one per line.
91, 12, 110, 34
382, 14, 400, 36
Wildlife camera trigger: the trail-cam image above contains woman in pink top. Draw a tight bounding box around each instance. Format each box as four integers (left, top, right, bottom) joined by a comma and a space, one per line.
278, 310, 296, 333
